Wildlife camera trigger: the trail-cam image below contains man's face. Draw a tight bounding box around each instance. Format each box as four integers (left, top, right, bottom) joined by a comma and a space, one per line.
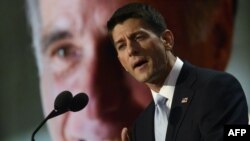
112, 18, 169, 84
39, 0, 151, 140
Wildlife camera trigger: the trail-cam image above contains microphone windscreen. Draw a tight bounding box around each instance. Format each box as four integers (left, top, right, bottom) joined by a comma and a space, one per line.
54, 90, 73, 111
70, 93, 89, 112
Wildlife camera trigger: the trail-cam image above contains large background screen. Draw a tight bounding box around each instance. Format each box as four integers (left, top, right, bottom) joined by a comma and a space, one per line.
0, 0, 249, 140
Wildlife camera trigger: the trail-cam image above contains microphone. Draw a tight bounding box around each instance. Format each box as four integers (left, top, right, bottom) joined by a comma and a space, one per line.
48, 90, 74, 119
70, 93, 89, 112
31, 91, 89, 141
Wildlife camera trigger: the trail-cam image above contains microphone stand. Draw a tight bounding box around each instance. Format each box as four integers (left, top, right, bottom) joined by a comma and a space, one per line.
31, 109, 66, 141
31, 92, 88, 141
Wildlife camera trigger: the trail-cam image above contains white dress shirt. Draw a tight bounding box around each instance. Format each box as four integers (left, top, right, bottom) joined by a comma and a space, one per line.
151, 57, 183, 117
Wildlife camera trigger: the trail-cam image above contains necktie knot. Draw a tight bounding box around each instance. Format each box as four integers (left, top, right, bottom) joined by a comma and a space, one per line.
155, 94, 167, 106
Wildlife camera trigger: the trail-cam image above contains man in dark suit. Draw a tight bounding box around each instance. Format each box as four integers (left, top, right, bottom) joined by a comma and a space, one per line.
107, 3, 249, 141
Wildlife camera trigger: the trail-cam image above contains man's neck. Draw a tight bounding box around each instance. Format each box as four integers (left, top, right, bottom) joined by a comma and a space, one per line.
146, 54, 176, 93
147, 83, 162, 93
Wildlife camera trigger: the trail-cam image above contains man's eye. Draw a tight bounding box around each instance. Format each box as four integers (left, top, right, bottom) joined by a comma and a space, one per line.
55, 45, 74, 58
135, 32, 149, 41
135, 35, 144, 41
44, 40, 82, 75
51, 43, 81, 60
57, 47, 65, 57
117, 44, 126, 51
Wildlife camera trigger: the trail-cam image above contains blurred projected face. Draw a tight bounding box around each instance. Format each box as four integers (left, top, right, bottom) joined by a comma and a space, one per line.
39, 0, 151, 140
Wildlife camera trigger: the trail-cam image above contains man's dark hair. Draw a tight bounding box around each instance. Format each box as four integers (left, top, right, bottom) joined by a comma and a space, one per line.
107, 3, 167, 37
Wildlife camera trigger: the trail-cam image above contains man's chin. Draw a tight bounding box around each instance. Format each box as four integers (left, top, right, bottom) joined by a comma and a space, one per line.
132, 72, 148, 82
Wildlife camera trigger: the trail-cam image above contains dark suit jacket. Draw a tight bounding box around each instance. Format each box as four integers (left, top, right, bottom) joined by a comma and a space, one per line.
131, 62, 248, 141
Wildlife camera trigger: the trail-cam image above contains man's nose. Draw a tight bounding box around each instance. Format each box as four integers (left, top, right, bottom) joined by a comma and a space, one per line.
127, 40, 139, 57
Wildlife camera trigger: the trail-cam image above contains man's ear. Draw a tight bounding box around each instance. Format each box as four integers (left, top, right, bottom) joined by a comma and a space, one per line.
161, 29, 174, 51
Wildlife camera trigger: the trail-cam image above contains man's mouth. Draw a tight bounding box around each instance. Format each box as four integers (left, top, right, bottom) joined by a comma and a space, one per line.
132, 58, 148, 70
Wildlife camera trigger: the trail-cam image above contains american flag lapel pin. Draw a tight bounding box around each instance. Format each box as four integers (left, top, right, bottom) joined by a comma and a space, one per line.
181, 97, 188, 103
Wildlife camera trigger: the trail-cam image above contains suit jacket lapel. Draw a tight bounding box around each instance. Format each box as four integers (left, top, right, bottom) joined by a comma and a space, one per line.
136, 101, 156, 141
166, 62, 197, 141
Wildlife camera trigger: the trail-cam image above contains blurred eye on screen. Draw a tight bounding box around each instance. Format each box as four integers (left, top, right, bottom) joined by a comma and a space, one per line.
46, 40, 82, 72
53, 43, 80, 59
